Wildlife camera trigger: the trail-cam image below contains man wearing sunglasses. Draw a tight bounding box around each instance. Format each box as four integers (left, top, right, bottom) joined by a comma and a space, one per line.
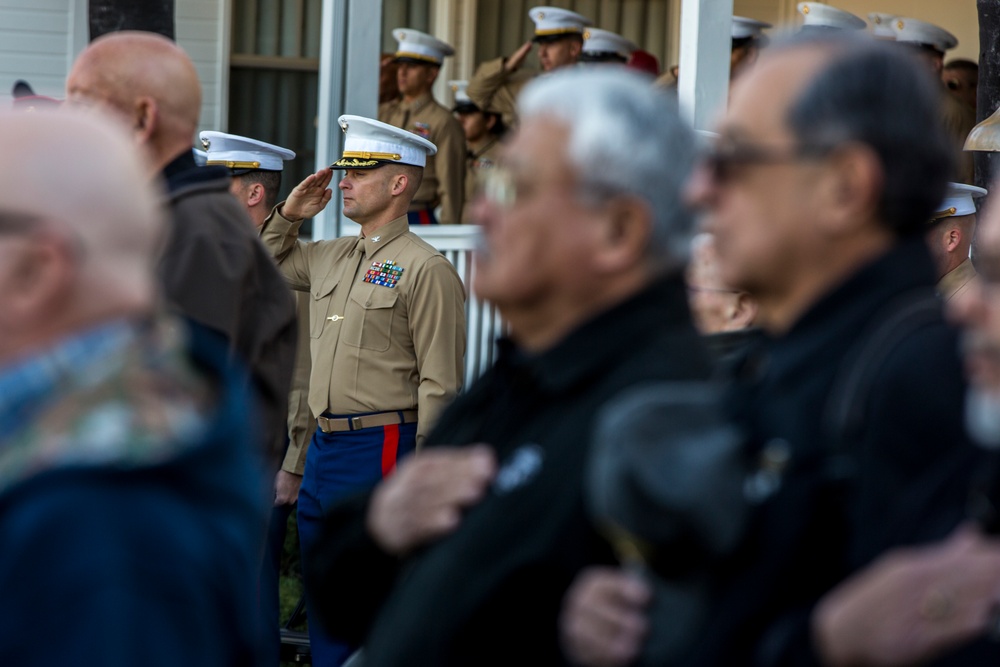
562, 31, 997, 666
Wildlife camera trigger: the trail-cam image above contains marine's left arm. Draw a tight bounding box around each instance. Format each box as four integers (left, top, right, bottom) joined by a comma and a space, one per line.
408, 255, 466, 447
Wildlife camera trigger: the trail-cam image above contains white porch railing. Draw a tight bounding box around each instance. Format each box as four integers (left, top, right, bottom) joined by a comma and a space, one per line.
337, 222, 503, 389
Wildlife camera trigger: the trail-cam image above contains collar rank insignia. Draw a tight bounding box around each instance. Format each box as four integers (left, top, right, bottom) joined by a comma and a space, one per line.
364, 259, 404, 288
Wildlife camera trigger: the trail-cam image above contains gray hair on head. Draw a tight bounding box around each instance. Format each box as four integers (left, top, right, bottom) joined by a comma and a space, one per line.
517, 67, 697, 273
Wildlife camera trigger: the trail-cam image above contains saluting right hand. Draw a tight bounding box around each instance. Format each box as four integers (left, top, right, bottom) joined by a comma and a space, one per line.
504, 41, 534, 73
280, 167, 334, 221
367, 444, 497, 555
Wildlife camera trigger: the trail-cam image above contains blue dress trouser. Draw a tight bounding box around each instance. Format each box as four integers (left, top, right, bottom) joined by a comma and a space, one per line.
297, 418, 417, 666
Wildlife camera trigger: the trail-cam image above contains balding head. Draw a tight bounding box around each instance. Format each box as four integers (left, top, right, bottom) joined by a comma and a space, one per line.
0, 109, 164, 363
66, 31, 202, 172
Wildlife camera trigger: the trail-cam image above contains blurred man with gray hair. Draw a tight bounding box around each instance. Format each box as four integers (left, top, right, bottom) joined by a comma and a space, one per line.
300, 67, 712, 666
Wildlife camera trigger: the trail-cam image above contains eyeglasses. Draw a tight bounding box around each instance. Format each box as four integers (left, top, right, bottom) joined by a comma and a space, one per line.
702, 140, 834, 184
476, 165, 625, 211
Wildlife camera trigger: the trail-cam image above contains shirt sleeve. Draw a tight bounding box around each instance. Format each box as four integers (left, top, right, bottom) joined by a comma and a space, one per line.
408, 255, 467, 447
260, 205, 313, 291
281, 291, 316, 474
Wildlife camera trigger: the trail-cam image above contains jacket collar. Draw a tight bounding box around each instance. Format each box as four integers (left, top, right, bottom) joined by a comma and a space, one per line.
497, 274, 693, 393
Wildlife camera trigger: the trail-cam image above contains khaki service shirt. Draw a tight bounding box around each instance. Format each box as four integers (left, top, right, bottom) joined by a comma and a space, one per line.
379, 93, 466, 225
261, 212, 466, 447
938, 257, 977, 304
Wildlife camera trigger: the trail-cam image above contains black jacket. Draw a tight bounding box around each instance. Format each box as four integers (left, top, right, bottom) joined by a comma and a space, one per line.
688, 236, 992, 666
306, 274, 713, 666
159, 151, 297, 463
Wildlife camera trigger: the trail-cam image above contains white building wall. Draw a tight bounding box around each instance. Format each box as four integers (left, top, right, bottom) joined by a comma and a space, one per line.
0, 0, 228, 134
177, 0, 229, 133
0, 0, 77, 104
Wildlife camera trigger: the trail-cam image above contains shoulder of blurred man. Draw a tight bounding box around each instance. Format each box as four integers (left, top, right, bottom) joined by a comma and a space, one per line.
159, 152, 298, 466
0, 315, 267, 664
692, 234, 982, 665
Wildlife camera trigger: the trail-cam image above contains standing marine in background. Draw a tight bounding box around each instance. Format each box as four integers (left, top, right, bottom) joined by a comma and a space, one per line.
379, 29, 466, 225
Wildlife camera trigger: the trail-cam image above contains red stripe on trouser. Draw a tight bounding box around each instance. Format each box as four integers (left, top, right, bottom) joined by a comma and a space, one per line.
381, 424, 400, 476
418, 209, 432, 225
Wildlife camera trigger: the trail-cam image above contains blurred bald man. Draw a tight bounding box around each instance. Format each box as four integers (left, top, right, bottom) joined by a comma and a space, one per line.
66, 31, 297, 466
0, 109, 267, 666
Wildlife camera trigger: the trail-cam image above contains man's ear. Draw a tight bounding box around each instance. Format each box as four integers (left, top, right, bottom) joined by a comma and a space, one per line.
569, 39, 583, 60
593, 197, 652, 274
5, 233, 77, 323
729, 292, 758, 329
133, 96, 158, 145
946, 226, 962, 253
390, 172, 409, 197
427, 65, 441, 85
818, 142, 883, 236
248, 183, 265, 208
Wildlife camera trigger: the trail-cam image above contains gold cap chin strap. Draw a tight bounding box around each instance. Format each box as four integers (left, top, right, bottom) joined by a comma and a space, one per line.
341, 151, 402, 161
934, 206, 959, 220
206, 160, 261, 169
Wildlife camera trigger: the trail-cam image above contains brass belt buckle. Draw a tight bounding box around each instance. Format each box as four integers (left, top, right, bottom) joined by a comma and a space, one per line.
351, 416, 363, 430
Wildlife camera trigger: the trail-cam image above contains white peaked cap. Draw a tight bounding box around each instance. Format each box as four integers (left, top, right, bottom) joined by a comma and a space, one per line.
200, 131, 295, 171
582, 28, 638, 59
935, 182, 987, 219
891, 17, 958, 53
732, 16, 771, 40
868, 13, 897, 39
392, 28, 455, 66
529, 6, 593, 38
333, 114, 437, 170
449, 80, 472, 105
797, 3, 866, 30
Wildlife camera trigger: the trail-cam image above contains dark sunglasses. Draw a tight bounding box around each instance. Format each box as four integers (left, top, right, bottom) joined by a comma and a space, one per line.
702, 140, 834, 183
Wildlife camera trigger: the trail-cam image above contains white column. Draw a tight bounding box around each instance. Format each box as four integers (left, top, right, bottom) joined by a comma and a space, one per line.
314, 0, 383, 240
678, 0, 733, 131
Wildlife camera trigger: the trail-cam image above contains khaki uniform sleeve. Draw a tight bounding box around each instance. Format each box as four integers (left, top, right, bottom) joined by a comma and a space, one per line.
260, 205, 312, 290
467, 57, 530, 128
409, 255, 466, 447
281, 291, 316, 475
435, 114, 467, 225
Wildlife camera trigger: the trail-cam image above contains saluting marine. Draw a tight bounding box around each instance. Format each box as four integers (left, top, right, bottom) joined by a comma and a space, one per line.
260, 115, 466, 666
466, 6, 592, 127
